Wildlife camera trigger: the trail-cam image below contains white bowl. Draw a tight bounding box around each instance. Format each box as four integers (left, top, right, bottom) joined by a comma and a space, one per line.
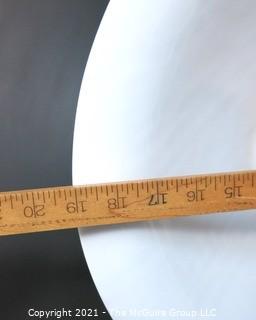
73, 1, 256, 319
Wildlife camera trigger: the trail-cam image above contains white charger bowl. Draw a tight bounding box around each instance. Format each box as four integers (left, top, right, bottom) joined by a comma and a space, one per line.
73, 1, 256, 319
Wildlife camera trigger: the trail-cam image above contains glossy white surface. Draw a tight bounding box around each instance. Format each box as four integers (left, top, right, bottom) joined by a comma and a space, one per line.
73, 1, 256, 319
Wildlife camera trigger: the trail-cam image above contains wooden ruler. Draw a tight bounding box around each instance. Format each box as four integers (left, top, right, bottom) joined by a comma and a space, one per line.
0, 169, 256, 236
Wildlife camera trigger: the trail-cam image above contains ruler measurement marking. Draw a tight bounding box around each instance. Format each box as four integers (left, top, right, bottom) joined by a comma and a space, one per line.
0, 170, 256, 236
95, 186, 99, 201
205, 176, 208, 188
116, 184, 119, 201
21, 194, 24, 204
53, 190, 57, 205
156, 181, 160, 204
126, 183, 129, 195
31, 192, 35, 211
136, 183, 139, 197
84, 187, 88, 198
74, 188, 78, 211
10, 195, 13, 209
42, 192, 46, 203
175, 179, 179, 192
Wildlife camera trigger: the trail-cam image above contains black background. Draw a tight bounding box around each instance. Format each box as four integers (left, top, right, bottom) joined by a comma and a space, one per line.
0, 1, 112, 319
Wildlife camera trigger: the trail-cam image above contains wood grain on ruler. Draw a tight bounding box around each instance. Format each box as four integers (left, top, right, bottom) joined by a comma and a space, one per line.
0, 170, 256, 236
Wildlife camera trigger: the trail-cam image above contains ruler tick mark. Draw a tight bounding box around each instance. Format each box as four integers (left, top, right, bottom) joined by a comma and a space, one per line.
74, 188, 78, 210
95, 187, 99, 201
126, 184, 129, 195
136, 183, 139, 197
10, 195, 13, 209
116, 184, 119, 200
175, 180, 179, 192
53, 190, 57, 205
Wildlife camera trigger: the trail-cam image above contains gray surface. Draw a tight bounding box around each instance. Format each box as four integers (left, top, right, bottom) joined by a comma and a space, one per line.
0, 1, 110, 319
